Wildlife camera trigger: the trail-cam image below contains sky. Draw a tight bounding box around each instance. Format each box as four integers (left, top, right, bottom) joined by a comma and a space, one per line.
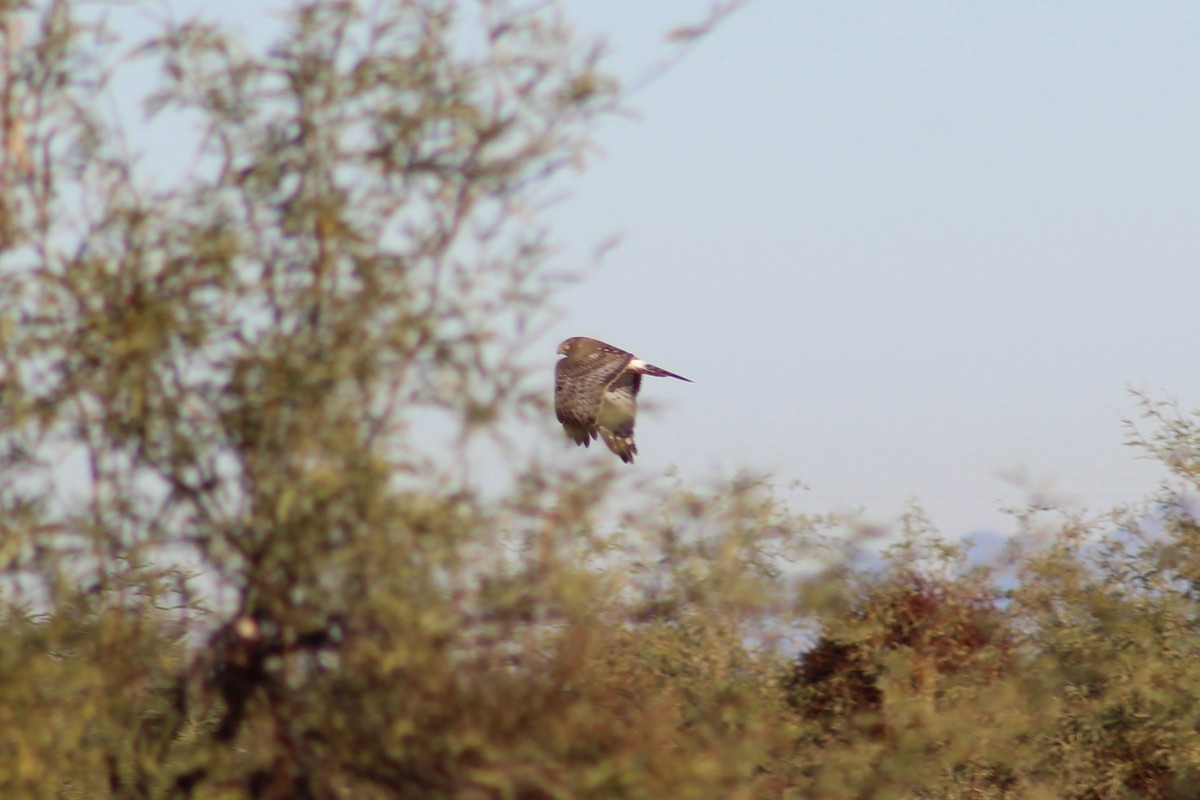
97, 0, 1200, 543
538, 1, 1200, 539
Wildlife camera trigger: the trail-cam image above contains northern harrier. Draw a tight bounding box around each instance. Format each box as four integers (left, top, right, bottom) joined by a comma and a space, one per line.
554, 336, 691, 464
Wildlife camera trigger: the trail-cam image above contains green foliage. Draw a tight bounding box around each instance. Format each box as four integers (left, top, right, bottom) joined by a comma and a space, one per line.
4, 1, 1200, 798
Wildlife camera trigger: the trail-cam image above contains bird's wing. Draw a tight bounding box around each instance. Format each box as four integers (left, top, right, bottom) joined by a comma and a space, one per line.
627, 358, 692, 382
597, 370, 642, 464
555, 349, 631, 447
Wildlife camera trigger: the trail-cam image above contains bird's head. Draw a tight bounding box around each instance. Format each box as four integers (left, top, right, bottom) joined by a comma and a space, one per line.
558, 337, 604, 358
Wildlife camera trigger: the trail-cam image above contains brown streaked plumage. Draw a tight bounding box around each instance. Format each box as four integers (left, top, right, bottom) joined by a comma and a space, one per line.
554, 336, 691, 464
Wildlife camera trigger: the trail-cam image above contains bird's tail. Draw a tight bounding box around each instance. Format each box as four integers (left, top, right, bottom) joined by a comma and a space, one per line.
600, 429, 637, 464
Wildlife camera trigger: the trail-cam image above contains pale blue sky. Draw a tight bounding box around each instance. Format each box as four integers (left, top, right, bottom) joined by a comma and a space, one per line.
543, 1, 1200, 537
101, 1, 1200, 540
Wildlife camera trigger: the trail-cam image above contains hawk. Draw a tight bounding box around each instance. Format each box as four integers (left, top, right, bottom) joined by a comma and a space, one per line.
554, 336, 691, 464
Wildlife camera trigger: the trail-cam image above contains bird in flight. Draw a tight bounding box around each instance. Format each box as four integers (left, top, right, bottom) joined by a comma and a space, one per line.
554, 336, 691, 464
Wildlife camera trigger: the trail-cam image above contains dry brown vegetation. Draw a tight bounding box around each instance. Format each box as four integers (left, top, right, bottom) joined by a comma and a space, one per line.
4, 1, 1200, 797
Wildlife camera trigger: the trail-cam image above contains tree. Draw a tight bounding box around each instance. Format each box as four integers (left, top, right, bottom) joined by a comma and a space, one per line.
1, 0, 623, 795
